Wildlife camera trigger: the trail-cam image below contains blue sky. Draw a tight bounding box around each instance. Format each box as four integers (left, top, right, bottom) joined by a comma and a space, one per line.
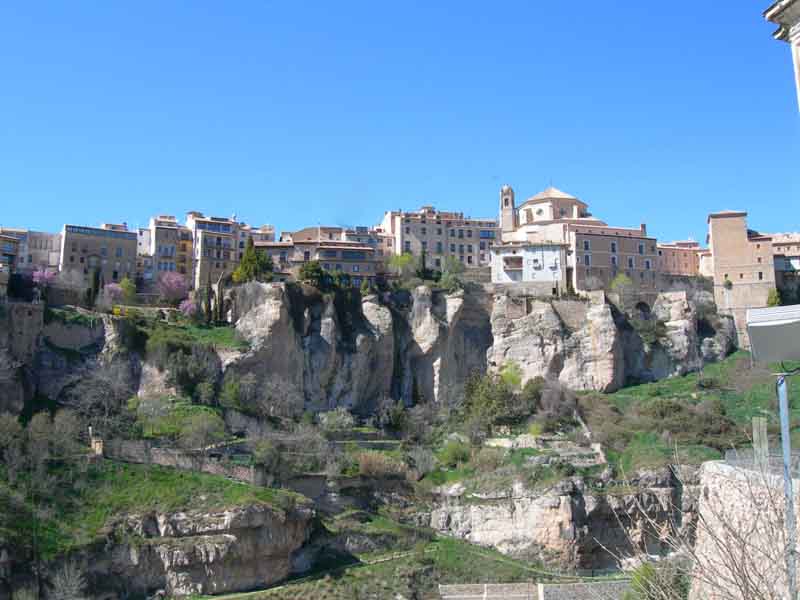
1, 1, 798, 244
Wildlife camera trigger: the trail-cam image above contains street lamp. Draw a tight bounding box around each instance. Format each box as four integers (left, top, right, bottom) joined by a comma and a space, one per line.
747, 304, 800, 599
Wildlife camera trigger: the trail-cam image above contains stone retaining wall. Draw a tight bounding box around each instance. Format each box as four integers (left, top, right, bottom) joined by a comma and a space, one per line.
105, 439, 270, 486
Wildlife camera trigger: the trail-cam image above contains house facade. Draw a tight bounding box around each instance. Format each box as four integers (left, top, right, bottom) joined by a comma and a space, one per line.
378, 206, 498, 270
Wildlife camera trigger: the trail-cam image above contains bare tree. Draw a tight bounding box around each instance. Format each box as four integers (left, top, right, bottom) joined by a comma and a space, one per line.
596, 454, 796, 600
255, 377, 304, 420
66, 361, 134, 439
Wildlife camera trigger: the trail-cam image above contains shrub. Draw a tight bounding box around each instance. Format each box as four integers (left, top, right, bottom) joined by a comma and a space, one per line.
232, 238, 274, 284
440, 440, 470, 468
356, 451, 405, 478
253, 440, 281, 473
407, 446, 436, 475
473, 447, 505, 472
528, 422, 544, 437
319, 407, 356, 432
767, 288, 781, 307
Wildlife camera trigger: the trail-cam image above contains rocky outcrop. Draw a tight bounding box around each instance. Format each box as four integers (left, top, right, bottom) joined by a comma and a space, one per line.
91, 504, 314, 597
487, 293, 624, 392
429, 467, 698, 570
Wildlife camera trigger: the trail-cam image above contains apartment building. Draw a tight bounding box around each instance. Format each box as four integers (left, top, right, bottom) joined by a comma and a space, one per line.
58, 223, 137, 290
657, 240, 703, 276
706, 211, 778, 347
378, 206, 498, 270
0, 228, 61, 274
0, 234, 16, 299
496, 185, 659, 292
185, 212, 240, 289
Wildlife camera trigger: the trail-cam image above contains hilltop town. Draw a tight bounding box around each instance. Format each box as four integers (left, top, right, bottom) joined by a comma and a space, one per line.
2, 185, 798, 348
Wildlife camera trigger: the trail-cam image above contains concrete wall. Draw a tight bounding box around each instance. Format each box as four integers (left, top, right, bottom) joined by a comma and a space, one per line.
439, 581, 630, 600
689, 461, 800, 600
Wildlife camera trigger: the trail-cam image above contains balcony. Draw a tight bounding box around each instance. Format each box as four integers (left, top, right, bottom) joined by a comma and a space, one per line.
503, 257, 523, 270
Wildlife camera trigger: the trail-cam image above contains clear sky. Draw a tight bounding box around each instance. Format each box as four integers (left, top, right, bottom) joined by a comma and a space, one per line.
1, 1, 798, 244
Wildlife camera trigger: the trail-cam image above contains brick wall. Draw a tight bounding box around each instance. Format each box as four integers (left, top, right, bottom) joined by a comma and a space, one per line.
439, 581, 630, 600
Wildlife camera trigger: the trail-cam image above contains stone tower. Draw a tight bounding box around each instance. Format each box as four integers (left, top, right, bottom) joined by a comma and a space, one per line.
500, 184, 516, 236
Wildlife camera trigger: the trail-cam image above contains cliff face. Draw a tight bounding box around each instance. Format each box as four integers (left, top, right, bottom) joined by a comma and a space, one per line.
429, 467, 698, 569
102, 504, 313, 597
227, 282, 494, 414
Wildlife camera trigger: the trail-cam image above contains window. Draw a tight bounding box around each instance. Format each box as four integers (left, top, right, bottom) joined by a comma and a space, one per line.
437, 228, 442, 235
404, 241, 411, 252
101, 247, 108, 257
421, 241, 428, 251
611, 255, 618, 267
757, 257, 762, 263
645, 259, 651, 270
467, 256, 473, 264
467, 244, 473, 253
421, 227, 427, 235
304, 251, 311, 261
112, 270, 118, 281
435, 258, 441, 268
458, 230, 464, 238
758, 271, 763, 280
467, 230, 472, 238
480, 241, 486, 250
739, 273, 744, 279
450, 230, 455, 237
450, 243, 456, 252
583, 240, 590, 251
459, 244, 465, 254
352, 265, 359, 272
658, 249, 663, 256
611, 241, 617, 254
405, 227, 410, 234
638, 243, 644, 255
628, 257, 634, 268
584, 255, 591, 266
323, 263, 330, 270
436, 242, 443, 253
335, 264, 342, 271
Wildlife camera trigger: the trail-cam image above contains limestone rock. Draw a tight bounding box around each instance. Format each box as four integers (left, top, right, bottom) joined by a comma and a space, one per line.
91, 503, 314, 597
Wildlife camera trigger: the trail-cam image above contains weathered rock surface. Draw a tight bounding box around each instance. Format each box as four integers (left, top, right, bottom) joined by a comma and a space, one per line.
97, 504, 313, 597
429, 467, 698, 569
487, 293, 624, 392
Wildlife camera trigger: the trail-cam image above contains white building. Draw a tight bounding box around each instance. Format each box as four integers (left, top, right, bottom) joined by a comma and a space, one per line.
765, 0, 800, 109
491, 241, 568, 294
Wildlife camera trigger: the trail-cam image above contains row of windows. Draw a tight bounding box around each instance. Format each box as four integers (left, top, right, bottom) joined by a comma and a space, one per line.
65, 226, 137, 241
723, 272, 766, 281
404, 241, 487, 253
582, 240, 655, 255
583, 255, 653, 270
196, 222, 232, 233
405, 227, 496, 239
322, 263, 372, 273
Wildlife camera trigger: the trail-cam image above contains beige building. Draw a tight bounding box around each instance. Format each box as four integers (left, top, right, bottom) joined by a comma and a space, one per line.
706, 211, 778, 347
58, 223, 138, 291
378, 206, 498, 270
186, 212, 240, 289
657, 240, 704, 276
497, 185, 659, 293
0, 228, 61, 274
765, 0, 800, 109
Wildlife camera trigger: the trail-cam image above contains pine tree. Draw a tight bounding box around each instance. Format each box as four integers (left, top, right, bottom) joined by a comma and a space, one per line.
232, 238, 273, 284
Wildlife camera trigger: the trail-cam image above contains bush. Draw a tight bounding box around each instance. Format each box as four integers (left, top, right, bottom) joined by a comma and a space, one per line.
440, 440, 470, 468
253, 440, 281, 474
473, 447, 505, 472
319, 407, 356, 432
407, 446, 436, 475
356, 451, 405, 478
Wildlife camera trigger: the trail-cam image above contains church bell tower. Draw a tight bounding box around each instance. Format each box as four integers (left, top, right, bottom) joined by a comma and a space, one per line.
500, 184, 516, 237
